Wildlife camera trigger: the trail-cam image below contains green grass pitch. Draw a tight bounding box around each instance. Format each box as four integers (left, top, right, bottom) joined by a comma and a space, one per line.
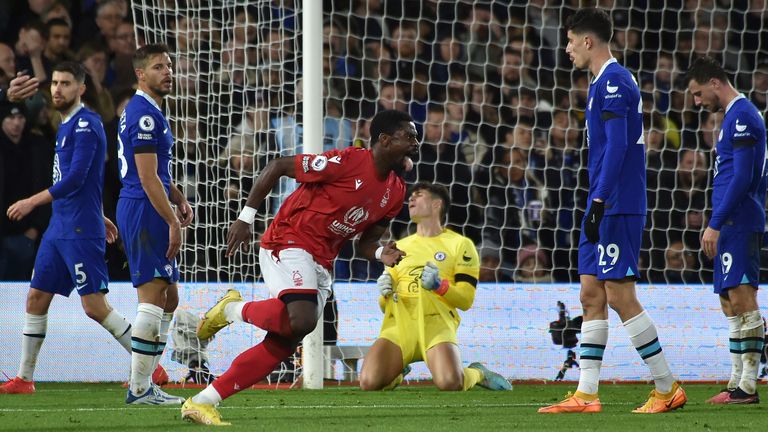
1, 383, 766, 431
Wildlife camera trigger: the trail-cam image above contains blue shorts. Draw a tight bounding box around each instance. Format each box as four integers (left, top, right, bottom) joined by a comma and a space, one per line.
578, 214, 643, 280
117, 198, 179, 287
31, 236, 109, 297
713, 226, 761, 294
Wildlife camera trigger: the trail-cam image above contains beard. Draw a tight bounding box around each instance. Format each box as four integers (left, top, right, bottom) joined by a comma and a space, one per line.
150, 81, 172, 97
53, 96, 76, 113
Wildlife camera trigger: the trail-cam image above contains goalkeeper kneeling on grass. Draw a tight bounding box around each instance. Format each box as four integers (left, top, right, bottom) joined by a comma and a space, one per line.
359, 183, 511, 392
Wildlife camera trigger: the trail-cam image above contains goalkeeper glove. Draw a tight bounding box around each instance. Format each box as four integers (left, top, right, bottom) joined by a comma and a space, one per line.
583, 200, 604, 244
377, 272, 394, 298
421, 261, 449, 295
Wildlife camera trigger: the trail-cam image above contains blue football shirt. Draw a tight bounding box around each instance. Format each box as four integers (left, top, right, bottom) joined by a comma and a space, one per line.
710, 95, 767, 232
46, 105, 106, 239
117, 90, 174, 199
584, 58, 646, 216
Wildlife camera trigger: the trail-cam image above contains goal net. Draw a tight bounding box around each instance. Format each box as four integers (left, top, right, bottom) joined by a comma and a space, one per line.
128, 0, 768, 386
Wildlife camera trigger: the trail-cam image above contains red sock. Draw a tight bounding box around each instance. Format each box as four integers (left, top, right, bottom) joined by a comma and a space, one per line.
212, 334, 294, 399
241, 298, 293, 337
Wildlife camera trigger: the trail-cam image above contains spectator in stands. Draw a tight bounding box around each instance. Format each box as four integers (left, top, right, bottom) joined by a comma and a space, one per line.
644, 52, 676, 113
663, 240, 700, 284
94, 0, 126, 46
107, 20, 138, 95
652, 149, 709, 253
218, 96, 276, 176
0, 43, 15, 89
0, 102, 51, 280
698, 111, 721, 151
645, 112, 676, 193
462, 3, 506, 82
411, 105, 475, 239
377, 82, 407, 113
514, 243, 553, 283
323, 98, 353, 150
40, 1, 71, 26
429, 35, 466, 102
520, 110, 580, 282
500, 45, 536, 91
388, 20, 429, 87
749, 60, 768, 112
35, 18, 74, 84
77, 42, 115, 124
477, 147, 532, 282
463, 80, 498, 166
14, 21, 46, 84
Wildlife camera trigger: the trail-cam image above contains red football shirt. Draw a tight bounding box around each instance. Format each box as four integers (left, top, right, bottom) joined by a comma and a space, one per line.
260, 147, 406, 269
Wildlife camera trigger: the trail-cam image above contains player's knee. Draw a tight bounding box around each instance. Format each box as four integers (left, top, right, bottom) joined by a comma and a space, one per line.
580, 292, 605, 314
434, 373, 463, 391
358, 373, 382, 391
82, 303, 108, 322
25, 290, 49, 314
288, 315, 318, 339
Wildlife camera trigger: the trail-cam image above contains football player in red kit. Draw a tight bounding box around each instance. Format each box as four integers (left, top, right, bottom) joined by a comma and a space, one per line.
181, 109, 419, 425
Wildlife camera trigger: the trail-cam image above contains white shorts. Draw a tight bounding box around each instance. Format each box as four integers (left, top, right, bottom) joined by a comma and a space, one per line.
259, 247, 332, 306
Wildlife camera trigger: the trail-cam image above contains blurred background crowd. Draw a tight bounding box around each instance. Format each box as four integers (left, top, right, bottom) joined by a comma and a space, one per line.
0, 0, 767, 285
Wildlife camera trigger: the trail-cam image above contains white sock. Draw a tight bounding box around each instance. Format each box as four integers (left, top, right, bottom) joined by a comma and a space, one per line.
192, 385, 223, 405
738, 310, 764, 394
100, 310, 132, 353
129, 303, 163, 395
726, 315, 743, 391
576, 319, 608, 395
224, 301, 245, 323
152, 312, 174, 372
17, 313, 47, 381
623, 310, 675, 394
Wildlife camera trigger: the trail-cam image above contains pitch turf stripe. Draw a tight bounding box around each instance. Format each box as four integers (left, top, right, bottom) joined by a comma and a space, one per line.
0, 402, 641, 413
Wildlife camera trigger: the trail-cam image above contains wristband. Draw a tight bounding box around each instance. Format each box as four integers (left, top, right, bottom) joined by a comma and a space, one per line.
375, 246, 384, 261
237, 206, 257, 224
434, 279, 449, 296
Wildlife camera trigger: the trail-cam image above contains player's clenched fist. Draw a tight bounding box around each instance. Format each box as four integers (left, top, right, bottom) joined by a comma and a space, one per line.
379, 241, 405, 267
226, 219, 253, 256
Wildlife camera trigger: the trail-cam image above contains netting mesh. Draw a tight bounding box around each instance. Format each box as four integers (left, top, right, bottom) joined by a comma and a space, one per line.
132, 1, 768, 286
127, 0, 768, 382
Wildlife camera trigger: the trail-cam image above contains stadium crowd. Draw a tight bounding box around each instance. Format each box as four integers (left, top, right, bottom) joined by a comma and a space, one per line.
0, 0, 767, 284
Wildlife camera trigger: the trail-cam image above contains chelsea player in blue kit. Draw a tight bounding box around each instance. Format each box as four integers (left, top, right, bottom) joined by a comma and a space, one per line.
540, 9, 686, 414
118, 44, 192, 405
0, 62, 133, 394
687, 56, 767, 405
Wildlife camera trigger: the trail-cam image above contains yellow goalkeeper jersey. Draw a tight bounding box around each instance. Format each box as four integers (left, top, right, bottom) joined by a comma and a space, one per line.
384, 229, 480, 321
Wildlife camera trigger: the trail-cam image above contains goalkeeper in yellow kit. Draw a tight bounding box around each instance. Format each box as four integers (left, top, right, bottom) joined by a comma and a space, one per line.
359, 183, 511, 391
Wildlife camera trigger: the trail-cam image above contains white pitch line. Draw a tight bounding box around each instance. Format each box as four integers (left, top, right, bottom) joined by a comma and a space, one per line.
0, 402, 641, 413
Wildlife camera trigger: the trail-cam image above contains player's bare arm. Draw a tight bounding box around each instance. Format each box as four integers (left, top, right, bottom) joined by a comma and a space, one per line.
169, 182, 193, 227
104, 215, 118, 244
135, 152, 181, 259
6, 189, 53, 221
226, 156, 295, 256
358, 223, 405, 267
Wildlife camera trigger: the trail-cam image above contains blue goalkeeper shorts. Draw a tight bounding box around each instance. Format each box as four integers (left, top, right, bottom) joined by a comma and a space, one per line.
31, 236, 109, 297
578, 214, 643, 281
713, 225, 761, 294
